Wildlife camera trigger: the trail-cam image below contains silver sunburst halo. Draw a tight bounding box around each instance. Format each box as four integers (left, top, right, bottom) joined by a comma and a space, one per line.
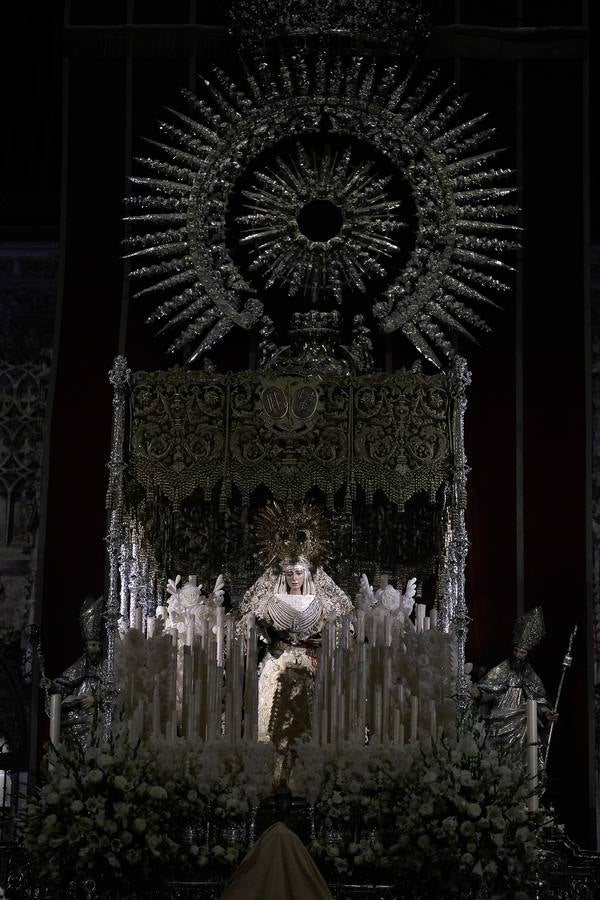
124, 52, 519, 367
237, 142, 405, 303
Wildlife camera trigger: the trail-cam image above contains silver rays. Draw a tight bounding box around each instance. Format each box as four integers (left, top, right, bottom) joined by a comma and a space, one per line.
237, 143, 405, 304
124, 52, 519, 367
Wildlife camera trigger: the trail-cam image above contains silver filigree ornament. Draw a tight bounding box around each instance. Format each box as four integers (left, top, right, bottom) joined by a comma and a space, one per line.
229, 0, 431, 54
237, 142, 405, 304
124, 53, 519, 368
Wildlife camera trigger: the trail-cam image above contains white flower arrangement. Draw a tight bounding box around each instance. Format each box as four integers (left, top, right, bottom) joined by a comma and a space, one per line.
294, 730, 555, 899
23, 720, 561, 898
23, 730, 274, 892
23, 733, 179, 890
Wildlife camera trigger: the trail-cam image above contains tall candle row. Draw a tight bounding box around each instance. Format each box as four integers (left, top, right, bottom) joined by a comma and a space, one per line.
123, 608, 258, 742
312, 609, 442, 746
121, 593, 444, 746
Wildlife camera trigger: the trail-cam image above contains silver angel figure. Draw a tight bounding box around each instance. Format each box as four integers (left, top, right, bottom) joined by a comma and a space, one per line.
50, 595, 104, 746
472, 606, 556, 757
239, 556, 352, 777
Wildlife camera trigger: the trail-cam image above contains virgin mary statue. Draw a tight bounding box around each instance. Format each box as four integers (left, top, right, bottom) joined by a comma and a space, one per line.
238, 504, 353, 778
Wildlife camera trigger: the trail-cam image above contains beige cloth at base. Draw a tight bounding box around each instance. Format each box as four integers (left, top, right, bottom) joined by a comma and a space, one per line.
220, 822, 333, 900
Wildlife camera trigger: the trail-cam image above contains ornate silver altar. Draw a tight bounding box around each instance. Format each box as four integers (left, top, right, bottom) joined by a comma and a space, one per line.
104, 352, 473, 724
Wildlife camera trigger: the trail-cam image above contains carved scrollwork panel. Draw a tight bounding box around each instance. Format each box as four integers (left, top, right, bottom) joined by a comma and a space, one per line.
127, 368, 452, 513
129, 370, 228, 505
352, 371, 451, 507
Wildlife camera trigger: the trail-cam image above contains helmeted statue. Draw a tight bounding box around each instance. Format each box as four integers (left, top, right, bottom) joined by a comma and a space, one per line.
472, 606, 556, 757
50, 595, 104, 745
239, 503, 352, 778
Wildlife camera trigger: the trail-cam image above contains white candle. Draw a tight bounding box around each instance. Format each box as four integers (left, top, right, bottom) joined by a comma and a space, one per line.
244, 614, 257, 740
152, 675, 161, 736
374, 686, 383, 742
192, 678, 200, 738
382, 657, 392, 741
206, 640, 217, 740
134, 605, 143, 632
357, 610, 365, 644
168, 641, 178, 730
320, 708, 329, 746
224, 635, 233, 742
330, 684, 338, 745
183, 645, 193, 736
186, 618, 194, 647
423, 616, 430, 631
410, 695, 419, 743
226, 615, 234, 657
384, 613, 392, 647
338, 691, 346, 742
215, 664, 224, 740
216, 606, 225, 667
236, 637, 245, 744
49, 694, 61, 747
312, 674, 321, 746
229, 638, 240, 745
368, 609, 378, 646
429, 699, 437, 740
358, 644, 367, 741
146, 616, 156, 639
416, 604, 426, 634
329, 617, 336, 649
526, 699, 539, 812
349, 663, 358, 741
342, 616, 350, 651
398, 683, 405, 719
197, 641, 207, 740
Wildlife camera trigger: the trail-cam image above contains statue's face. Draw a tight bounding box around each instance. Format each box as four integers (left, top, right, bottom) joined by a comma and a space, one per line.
86, 640, 102, 661
284, 563, 305, 594
513, 646, 527, 661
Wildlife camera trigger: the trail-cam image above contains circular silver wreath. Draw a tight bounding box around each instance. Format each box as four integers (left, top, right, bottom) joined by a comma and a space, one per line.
125, 52, 519, 367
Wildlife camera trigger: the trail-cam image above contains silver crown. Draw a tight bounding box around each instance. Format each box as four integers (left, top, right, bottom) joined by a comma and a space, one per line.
230, 0, 431, 51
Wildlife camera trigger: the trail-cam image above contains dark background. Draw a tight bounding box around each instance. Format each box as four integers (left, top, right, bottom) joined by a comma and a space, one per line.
1, 0, 596, 846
